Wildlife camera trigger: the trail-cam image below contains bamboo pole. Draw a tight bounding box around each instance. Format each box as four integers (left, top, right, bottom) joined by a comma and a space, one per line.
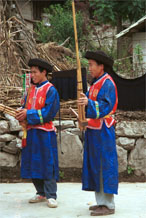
72, 0, 87, 130
0, 104, 16, 117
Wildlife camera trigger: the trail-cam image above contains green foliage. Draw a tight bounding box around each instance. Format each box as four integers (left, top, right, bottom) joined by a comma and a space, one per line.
127, 166, 135, 175
59, 170, 64, 179
35, 0, 84, 51
35, 21, 51, 43
89, 0, 145, 27
80, 57, 89, 68
133, 44, 144, 75
66, 55, 76, 65
114, 57, 133, 78
134, 44, 143, 63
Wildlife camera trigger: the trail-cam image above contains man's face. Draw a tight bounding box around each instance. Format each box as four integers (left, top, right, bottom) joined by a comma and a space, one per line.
30, 66, 46, 84
88, 59, 104, 78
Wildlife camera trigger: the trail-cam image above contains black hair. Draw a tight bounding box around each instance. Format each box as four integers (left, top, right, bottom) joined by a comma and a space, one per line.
37, 66, 49, 76
95, 61, 104, 66
104, 65, 112, 73
95, 61, 106, 71
95, 60, 111, 73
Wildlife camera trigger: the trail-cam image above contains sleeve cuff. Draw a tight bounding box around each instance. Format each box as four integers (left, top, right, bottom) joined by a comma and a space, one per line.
95, 101, 99, 118
38, 109, 44, 124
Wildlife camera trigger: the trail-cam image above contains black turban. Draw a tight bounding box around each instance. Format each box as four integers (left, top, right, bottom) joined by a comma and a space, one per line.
28, 58, 53, 72
85, 50, 114, 68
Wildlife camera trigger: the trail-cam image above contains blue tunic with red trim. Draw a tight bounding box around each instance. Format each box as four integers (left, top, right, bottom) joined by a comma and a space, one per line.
82, 73, 119, 194
21, 80, 60, 180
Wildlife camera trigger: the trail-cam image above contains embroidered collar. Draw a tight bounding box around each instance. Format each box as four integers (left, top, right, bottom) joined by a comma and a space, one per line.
36, 80, 48, 88
92, 72, 107, 85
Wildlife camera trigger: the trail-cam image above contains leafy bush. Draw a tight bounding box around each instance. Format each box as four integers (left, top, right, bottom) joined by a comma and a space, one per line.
35, 0, 84, 51
127, 166, 135, 175
89, 0, 145, 26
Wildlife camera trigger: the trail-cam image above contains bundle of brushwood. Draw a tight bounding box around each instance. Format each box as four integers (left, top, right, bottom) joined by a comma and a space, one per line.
55, 100, 78, 121
37, 42, 76, 72
0, 104, 17, 117
0, 2, 38, 87
0, 0, 38, 107
0, 86, 22, 107
0, 100, 78, 121
0, 0, 77, 121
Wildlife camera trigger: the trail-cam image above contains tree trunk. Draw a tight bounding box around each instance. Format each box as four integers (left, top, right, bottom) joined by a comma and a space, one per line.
117, 15, 123, 58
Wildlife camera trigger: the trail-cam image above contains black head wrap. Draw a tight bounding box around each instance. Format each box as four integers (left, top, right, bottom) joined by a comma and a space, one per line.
85, 50, 114, 68
28, 58, 53, 72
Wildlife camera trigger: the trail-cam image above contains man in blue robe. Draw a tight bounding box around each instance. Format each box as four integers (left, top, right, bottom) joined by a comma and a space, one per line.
16, 58, 60, 208
78, 50, 118, 216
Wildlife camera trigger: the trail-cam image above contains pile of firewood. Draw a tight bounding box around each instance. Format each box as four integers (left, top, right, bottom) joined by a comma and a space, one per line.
0, 0, 38, 107
37, 42, 76, 72
55, 100, 78, 121
0, 104, 16, 117
0, 0, 76, 113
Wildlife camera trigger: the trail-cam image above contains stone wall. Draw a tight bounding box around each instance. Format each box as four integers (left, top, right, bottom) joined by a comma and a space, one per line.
0, 114, 146, 179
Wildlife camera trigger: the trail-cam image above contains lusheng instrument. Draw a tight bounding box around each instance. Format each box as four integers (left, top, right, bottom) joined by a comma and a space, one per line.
0, 104, 16, 117
71, 0, 88, 130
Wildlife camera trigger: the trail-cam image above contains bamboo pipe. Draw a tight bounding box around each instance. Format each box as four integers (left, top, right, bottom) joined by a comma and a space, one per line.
72, 0, 88, 130
0, 104, 17, 117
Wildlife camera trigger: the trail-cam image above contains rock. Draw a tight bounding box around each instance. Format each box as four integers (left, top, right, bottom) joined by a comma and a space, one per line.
53, 120, 75, 129
65, 128, 82, 138
58, 130, 83, 168
4, 114, 22, 131
16, 137, 22, 149
0, 120, 9, 134
18, 131, 23, 138
128, 138, 146, 176
0, 134, 16, 142
116, 121, 146, 137
116, 137, 135, 150
116, 145, 127, 173
2, 139, 19, 154
8, 139, 17, 147
3, 146, 18, 154
0, 152, 19, 167
0, 142, 6, 148
75, 121, 79, 128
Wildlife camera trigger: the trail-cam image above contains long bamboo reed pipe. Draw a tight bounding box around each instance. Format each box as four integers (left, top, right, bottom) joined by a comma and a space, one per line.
72, 0, 88, 130
0, 104, 16, 117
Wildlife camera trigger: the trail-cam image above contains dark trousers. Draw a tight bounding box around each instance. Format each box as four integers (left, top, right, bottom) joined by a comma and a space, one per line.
32, 178, 57, 199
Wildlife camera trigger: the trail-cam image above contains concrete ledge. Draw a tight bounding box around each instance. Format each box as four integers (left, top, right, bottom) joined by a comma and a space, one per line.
0, 182, 146, 218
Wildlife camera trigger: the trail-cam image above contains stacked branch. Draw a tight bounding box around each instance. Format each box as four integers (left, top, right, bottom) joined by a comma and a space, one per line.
37, 42, 76, 72
0, 0, 78, 121
55, 100, 78, 120
0, 0, 38, 95
0, 104, 17, 117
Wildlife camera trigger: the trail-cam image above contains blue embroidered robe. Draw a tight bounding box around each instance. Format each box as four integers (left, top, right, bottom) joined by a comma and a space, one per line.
21, 80, 60, 180
82, 73, 119, 194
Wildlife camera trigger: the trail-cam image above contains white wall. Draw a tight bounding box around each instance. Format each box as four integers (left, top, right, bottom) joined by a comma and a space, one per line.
132, 32, 146, 74
17, 0, 33, 29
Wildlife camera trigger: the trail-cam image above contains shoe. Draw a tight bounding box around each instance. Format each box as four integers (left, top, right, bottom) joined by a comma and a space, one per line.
47, 198, 58, 208
91, 206, 115, 216
89, 205, 104, 210
29, 194, 46, 203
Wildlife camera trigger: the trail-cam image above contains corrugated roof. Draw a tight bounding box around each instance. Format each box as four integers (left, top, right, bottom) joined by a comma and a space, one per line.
116, 15, 146, 38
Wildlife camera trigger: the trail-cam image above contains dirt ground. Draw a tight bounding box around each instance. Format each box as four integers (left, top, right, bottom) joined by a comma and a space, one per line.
0, 166, 146, 183
115, 110, 146, 122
